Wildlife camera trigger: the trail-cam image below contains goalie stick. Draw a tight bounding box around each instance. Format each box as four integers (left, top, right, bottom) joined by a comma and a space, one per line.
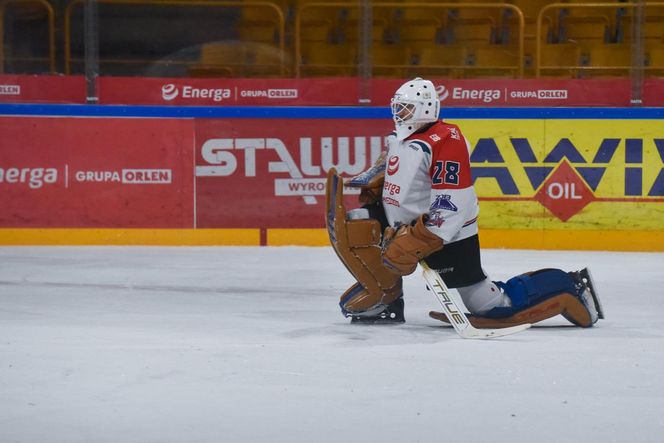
420, 261, 531, 339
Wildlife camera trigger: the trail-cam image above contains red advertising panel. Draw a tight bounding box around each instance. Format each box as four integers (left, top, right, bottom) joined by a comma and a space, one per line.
0, 75, 86, 103
2, 74, 663, 106
644, 78, 664, 107
100, 76, 641, 107
370, 78, 636, 107
0, 117, 194, 227
98, 77, 360, 106
194, 118, 392, 228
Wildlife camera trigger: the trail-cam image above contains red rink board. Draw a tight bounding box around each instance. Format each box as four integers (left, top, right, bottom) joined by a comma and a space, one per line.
2, 74, 663, 106
0, 75, 86, 103
98, 77, 361, 106
0, 116, 388, 229
194, 118, 391, 228
99, 77, 639, 107
0, 117, 194, 228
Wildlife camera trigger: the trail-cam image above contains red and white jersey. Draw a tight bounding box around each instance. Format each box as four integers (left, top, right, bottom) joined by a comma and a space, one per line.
382, 120, 479, 244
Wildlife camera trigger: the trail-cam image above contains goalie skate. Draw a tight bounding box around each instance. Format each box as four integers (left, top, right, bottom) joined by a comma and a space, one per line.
350, 298, 405, 324
570, 267, 605, 321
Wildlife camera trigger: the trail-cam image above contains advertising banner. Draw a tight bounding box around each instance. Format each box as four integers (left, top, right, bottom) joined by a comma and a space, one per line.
4, 74, 663, 107
98, 77, 361, 106
194, 117, 664, 231
644, 78, 664, 107
0, 75, 86, 103
194, 118, 392, 228
1, 113, 662, 244
370, 78, 635, 107
100, 77, 641, 107
0, 117, 194, 227
453, 119, 664, 232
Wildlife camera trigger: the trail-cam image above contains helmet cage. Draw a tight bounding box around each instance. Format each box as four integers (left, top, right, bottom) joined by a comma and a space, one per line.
391, 99, 417, 123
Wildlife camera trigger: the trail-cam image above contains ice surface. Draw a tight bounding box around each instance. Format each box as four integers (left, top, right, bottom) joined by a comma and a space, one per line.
1, 246, 663, 443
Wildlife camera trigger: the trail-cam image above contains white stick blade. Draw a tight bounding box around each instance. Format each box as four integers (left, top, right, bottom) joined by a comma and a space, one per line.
462, 323, 531, 339
421, 262, 531, 340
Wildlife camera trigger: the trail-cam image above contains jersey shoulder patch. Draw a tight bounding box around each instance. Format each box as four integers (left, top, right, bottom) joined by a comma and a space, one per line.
412, 121, 452, 144
405, 139, 431, 155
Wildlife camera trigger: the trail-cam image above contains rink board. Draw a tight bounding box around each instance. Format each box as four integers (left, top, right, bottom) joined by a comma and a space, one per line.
0, 105, 662, 250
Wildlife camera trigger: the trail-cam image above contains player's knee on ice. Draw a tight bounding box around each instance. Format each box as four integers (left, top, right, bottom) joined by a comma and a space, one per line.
456, 278, 510, 315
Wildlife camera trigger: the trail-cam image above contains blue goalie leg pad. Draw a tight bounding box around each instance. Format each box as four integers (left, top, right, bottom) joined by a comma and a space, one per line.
486, 269, 578, 318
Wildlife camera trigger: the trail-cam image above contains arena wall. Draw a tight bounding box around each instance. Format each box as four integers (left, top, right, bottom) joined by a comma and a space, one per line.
0, 104, 662, 251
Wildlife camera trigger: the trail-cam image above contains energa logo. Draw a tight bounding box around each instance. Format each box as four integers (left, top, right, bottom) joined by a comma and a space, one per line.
161, 84, 179, 101
436, 85, 450, 101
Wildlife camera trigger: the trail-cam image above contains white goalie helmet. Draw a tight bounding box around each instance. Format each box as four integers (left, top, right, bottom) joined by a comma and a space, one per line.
390, 77, 440, 140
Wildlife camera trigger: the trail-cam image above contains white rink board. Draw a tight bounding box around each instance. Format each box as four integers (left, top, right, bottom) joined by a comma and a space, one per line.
1, 246, 663, 443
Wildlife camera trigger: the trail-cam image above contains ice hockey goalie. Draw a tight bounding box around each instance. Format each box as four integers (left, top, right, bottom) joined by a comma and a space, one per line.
325, 77, 604, 329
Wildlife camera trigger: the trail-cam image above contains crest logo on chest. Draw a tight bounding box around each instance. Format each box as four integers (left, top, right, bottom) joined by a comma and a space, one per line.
387, 155, 400, 175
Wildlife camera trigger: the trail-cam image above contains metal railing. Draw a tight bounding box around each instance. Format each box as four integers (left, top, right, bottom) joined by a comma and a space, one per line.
0, 0, 56, 74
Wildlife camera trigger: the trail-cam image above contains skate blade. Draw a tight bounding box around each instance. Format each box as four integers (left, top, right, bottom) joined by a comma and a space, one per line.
582, 268, 605, 320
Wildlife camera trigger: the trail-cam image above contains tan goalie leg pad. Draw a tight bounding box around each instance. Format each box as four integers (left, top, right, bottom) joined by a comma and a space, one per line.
429, 293, 593, 328
326, 169, 402, 314
339, 282, 401, 316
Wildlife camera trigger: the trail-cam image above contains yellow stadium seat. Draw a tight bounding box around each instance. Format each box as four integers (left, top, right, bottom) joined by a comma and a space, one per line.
238, 23, 279, 44
246, 44, 290, 77
467, 45, 520, 78
372, 44, 413, 77
395, 4, 446, 26
413, 44, 468, 78
341, 4, 394, 24
392, 4, 446, 53
617, 16, 664, 44
237, 4, 284, 44
397, 22, 442, 50
537, 42, 582, 77
297, 3, 341, 22
447, 5, 502, 25
298, 42, 357, 76
188, 42, 247, 77
299, 20, 333, 43
646, 45, 664, 76
240, 5, 280, 23
336, 19, 388, 43
585, 43, 632, 77
418, 44, 467, 65
192, 41, 287, 79
446, 18, 496, 44
558, 17, 611, 46
297, 3, 343, 44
